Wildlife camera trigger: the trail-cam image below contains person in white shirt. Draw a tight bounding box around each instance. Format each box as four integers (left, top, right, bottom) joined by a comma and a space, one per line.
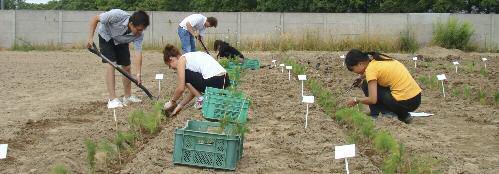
162, 44, 230, 115
178, 14, 218, 53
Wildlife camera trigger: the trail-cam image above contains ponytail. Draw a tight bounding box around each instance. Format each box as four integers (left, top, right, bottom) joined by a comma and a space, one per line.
345, 49, 392, 71
365, 52, 393, 61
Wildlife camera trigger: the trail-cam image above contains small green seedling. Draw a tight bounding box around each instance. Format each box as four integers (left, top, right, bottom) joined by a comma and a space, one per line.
84, 139, 96, 173
51, 164, 70, 174
477, 89, 487, 105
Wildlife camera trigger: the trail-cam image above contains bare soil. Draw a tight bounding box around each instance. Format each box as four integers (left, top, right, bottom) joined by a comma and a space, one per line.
0, 48, 497, 173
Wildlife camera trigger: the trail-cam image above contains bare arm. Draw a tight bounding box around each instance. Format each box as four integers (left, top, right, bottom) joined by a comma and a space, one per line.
170, 56, 187, 102
87, 15, 100, 48
186, 22, 199, 39
134, 51, 143, 83
358, 80, 378, 105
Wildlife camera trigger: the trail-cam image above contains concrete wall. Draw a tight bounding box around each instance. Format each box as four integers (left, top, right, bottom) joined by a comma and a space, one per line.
0, 10, 497, 49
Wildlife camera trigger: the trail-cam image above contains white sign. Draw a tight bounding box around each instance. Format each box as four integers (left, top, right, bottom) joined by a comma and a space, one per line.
280, 64, 285, 73
341, 55, 346, 66
412, 57, 418, 61
452, 61, 459, 65
272, 60, 277, 63
482, 57, 488, 61
409, 112, 434, 117
155, 74, 164, 80
0, 144, 7, 159
302, 96, 315, 104
279, 64, 285, 67
436, 74, 447, 80
285, 66, 292, 70
298, 75, 307, 81
335, 144, 356, 159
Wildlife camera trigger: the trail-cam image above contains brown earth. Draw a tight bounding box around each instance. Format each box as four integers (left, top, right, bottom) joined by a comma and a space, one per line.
0, 49, 497, 173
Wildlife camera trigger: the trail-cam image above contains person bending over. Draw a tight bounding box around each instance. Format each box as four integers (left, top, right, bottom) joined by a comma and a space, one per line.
162, 44, 230, 115
344, 49, 422, 124
177, 14, 217, 53
214, 40, 244, 62
87, 9, 149, 108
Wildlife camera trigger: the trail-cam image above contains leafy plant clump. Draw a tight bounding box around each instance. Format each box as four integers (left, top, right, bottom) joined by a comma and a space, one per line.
433, 17, 474, 50
399, 30, 419, 53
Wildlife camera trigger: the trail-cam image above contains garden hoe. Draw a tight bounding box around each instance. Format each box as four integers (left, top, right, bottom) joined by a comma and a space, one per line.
197, 37, 211, 56
88, 42, 154, 100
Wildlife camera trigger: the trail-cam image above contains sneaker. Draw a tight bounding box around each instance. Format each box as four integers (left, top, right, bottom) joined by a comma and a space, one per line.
380, 111, 397, 118
123, 95, 142, 105
107, 98, 124, 109
194, 96, 203, 109
401, 116, 413, 124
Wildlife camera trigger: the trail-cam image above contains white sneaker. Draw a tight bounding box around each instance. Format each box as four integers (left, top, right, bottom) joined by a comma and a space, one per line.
107, 98, 124, 109
193, 96, 203, 109
123, 95, 142, 105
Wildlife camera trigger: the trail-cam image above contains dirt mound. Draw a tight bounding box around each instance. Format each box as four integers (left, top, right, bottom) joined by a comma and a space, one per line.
416, 46, 465, 61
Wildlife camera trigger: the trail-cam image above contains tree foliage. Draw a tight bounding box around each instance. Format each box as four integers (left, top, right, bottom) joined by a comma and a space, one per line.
2, 0, 497, 13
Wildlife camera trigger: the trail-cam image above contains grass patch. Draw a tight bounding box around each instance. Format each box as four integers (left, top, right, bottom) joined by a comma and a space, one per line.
51, 164, 70, 174
433, 17, 474, 50
399, 30, 419, 53
417, 75, 439, 89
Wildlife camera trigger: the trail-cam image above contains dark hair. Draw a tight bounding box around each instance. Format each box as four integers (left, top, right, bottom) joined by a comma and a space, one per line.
207, 17, 218, 27
345, 49, 392, 71
213, 40, 228, 51
163, 44, 181, 63
129, 10, 150, 27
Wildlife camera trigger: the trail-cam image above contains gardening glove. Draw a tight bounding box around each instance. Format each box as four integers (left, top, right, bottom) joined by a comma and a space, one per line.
163, 101, 177, 112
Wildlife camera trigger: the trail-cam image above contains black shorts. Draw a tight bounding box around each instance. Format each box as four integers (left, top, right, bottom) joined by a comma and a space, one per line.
185, 69, 231, 93
98, 35, 131, 66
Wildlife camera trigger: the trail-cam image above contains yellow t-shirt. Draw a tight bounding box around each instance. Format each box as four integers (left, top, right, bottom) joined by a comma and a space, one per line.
365, 59, 422, 101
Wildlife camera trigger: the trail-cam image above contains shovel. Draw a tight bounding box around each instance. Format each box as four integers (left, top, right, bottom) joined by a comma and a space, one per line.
88, 43, 154, 100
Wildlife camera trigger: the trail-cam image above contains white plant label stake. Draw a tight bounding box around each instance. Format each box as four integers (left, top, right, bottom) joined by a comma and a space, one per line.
298, 75, 307, 96
412, 57, 418, 68
0, 144, 7, 159
340, 55, 346, 66
302, 96, 314, 129
437, 74, 447, 98
452, 61, 459, 73
482, 58, 487, 69
272, 60, 277, 67
155, 74, 164, 96
286, 66, 292, 80
279, 64, 285, 73
335, 144, 356, 174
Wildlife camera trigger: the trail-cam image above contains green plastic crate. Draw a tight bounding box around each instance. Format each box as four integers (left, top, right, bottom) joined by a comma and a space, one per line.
172, 120, 243, 170
242, 59, 260, 70
202, 87, 249, 123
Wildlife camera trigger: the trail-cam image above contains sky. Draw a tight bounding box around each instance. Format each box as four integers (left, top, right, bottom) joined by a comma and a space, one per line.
25, 0, 50, 4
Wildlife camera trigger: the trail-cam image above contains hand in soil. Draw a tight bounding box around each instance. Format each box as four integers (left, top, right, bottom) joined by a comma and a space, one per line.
163, 101, 177, 112
171, 105, 183, 116
345, 98, 358, 107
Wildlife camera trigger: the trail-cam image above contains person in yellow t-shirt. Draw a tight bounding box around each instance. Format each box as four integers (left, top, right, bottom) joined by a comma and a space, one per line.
344, 49, 422, 124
